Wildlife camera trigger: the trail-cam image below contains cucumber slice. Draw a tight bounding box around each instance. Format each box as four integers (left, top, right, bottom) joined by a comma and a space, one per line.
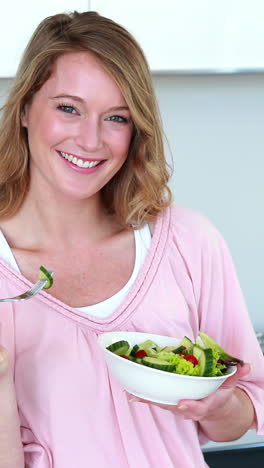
145, 347, 158, 358
131, 342, 159, 358
161, 346, 181, 353
179, 336, 194, 353
107, 340, 130, 356
139, 340, 160, 351
136, 340, 162, 357
39, 266, 54, 289
198, 332, 243, 365
172, 345, 186, 354
195, 336, 206, 349
142, 357, 176, 372
160, 345, 186, 354
129, 356, 143, 364
193, 345, 214, 376
130, 345, 140, 357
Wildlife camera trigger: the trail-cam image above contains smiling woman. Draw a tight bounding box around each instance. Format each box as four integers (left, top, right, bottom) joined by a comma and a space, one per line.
20, 51, 134, 200
0, 11, 172, 227
0, 9, 263, 468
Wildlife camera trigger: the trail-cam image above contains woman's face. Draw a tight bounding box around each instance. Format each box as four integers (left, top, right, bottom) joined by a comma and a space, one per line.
22, 52, 133, 202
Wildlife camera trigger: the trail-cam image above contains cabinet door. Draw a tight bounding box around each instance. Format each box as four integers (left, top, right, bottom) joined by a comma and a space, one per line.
90, 0, 264, 73
0, 1, 89, 77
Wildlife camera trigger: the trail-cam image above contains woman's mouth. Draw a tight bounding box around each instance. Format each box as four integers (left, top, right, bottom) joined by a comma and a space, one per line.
58, 151, 103, 168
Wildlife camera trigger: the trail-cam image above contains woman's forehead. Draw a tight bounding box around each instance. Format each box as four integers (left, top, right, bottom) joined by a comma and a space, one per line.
38, 52, 128, 108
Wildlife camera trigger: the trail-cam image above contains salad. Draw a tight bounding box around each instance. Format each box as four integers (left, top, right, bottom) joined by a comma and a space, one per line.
106, 332, 243, 377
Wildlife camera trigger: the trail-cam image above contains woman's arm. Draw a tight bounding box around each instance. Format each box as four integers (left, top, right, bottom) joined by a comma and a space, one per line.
0, 346, 24, 468
177, 364, 255, 442
199, 385, 255, 442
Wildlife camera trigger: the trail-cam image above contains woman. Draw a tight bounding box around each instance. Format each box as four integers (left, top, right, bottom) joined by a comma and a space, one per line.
0, 11, 263, 468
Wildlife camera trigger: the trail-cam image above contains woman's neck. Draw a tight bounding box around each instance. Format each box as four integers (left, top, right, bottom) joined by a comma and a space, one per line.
0, 190, 121, 251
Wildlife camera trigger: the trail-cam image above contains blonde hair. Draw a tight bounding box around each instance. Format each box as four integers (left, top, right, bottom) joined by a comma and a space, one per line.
0, 11, 172, 227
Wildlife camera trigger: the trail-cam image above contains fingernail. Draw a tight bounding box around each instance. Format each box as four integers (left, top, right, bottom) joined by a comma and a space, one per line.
178, 405, 188, 411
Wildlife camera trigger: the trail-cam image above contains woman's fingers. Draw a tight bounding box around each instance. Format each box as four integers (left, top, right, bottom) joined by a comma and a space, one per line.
221, 363, 251, 389
174, 366, 252, 420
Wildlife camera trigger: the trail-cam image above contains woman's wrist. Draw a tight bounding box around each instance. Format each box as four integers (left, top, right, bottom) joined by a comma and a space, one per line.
199, 388, 255, 442
201, 391, 238, 423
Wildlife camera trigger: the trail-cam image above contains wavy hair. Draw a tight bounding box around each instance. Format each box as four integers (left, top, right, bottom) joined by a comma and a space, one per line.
0, 11, 172, 227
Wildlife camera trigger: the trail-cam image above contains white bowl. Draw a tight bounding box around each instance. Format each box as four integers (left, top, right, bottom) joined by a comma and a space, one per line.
98, 331, 236, 405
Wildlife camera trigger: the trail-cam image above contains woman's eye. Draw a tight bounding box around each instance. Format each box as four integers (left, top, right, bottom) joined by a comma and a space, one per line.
57, 105, 78, 114
106, 115, 129, 123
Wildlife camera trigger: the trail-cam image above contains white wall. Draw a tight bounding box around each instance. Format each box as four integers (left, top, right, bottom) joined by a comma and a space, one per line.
0, 74, 263, 330
153, 73, 264, 331
0, 80, 12, 107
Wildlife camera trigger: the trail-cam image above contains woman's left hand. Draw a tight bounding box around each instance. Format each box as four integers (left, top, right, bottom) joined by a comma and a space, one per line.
128, 363, 251, 422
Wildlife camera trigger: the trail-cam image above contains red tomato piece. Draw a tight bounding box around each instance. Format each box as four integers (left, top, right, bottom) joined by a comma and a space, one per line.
183, 354, 198, 366
135, 349, 148, 358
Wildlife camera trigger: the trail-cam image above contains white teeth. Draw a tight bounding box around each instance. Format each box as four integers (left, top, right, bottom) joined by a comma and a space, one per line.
60, 152, 101, 169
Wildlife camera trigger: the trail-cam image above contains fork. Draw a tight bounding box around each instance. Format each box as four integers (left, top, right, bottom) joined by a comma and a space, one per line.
0, 271, 54, 302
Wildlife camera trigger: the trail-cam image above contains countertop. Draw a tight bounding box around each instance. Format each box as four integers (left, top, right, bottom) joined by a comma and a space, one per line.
203, 430, 264, 452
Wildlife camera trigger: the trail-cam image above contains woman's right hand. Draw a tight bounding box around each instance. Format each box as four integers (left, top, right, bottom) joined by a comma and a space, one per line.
0, 345, 24, 468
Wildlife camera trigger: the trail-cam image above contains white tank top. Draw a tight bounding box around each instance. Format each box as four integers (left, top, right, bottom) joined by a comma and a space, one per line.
0, 225, 151, 318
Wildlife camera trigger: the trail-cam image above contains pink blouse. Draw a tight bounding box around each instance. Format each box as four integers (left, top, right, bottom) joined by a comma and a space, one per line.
0, 205, 263, 468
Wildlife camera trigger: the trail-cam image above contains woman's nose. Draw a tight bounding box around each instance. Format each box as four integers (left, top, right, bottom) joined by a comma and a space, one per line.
75, 118, 103, 152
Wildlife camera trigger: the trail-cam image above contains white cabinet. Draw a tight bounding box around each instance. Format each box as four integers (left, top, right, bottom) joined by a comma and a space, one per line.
2, 1, 264, 76
0, 1, 89, 77
90, 0, 264, 73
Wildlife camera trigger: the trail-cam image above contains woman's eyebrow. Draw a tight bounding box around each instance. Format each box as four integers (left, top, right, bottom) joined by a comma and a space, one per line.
50, 95, 130, 112
107, 106, 130, 112
50, 94, 84, 102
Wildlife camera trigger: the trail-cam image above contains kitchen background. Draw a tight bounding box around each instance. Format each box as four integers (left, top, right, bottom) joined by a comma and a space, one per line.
0, 0, 263, 460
